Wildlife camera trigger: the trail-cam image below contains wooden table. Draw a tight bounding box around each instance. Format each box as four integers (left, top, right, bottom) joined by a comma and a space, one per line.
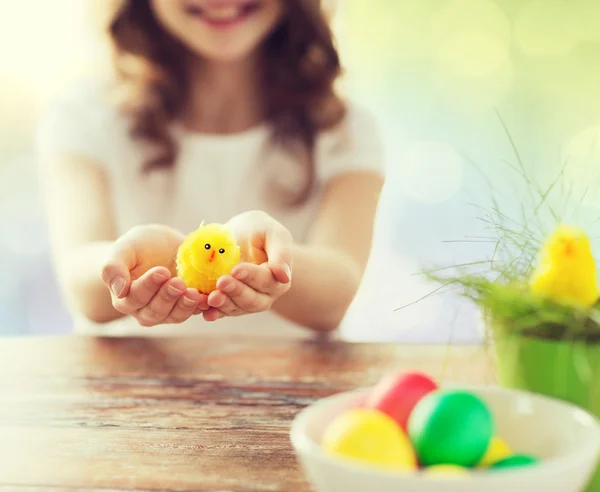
0, 336, 496, 491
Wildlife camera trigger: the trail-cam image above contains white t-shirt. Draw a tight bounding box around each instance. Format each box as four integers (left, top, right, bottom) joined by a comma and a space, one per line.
36, 79, 385, 338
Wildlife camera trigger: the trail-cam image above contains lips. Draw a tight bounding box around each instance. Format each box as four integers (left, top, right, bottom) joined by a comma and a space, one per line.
184, 0, 262, 25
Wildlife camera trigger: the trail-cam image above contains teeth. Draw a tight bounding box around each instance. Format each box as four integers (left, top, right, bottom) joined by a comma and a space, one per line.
205, 6, 241, 20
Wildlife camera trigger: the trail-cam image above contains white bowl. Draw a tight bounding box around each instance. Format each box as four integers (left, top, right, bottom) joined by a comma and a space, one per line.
291, 385, 600, 492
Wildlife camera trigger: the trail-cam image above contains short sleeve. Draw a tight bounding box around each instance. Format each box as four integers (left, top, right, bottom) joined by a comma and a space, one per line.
36, 78, 115, 167
315, 101, 385, 184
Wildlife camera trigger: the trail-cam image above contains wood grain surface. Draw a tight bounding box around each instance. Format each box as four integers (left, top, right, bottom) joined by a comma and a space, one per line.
0, 336, 496, 491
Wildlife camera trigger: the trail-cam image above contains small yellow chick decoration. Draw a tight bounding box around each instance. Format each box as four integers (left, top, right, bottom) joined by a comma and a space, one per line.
529, 224, 599, 308
176, 221, 241, 294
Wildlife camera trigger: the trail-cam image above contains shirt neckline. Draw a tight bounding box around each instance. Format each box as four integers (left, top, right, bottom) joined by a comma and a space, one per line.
172, 121, 270, 143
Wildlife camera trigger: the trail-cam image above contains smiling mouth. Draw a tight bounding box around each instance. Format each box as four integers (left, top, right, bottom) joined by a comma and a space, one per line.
185, 1, 262, 26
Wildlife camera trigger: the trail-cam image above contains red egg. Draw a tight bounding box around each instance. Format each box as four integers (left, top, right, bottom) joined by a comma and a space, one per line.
365, 371, 438, 430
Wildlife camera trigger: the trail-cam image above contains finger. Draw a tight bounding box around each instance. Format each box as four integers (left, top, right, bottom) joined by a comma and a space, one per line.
207, 289, 243, 316
237, 236, 259, 264
215, 275, 271, 313
117, 267, 171, 312
101, 242, 137, 299
166, 287, 202, 323
247, 239, 268, 265
203, 308, 225, 322
207, 289, 251, 316
264, 226, 293, 283
192, 295, 210, 315
230, 264, 277, 294
197, 294, 210, 311
137, 277, 186, 325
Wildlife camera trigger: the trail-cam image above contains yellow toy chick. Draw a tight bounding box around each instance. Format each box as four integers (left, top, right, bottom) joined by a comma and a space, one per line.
529, 224, 599, 308
176, 222, 241, 294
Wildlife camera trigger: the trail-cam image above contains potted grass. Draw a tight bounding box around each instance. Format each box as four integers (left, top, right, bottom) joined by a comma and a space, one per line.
404, 124, 600, 490
423, 223, 600, 491
437, 227, 600, 420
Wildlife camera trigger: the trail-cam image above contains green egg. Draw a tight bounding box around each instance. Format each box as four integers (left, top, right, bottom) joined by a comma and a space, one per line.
490, 454, 539, 470
407, 390, 493, 467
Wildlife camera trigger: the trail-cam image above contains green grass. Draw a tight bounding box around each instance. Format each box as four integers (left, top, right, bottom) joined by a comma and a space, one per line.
424, 272, 600, 341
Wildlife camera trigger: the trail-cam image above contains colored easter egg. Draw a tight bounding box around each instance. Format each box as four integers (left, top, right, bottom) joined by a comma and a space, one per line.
424, 464, 470, 477
365, 371, 438, 430
491, 454, 539, 470
322, 408, 418, 470
478, 436, 512, 467
408, 390, 493, 467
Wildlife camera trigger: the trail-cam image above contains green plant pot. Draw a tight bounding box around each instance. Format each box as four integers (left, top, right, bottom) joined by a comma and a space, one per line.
492, 327, 600, 491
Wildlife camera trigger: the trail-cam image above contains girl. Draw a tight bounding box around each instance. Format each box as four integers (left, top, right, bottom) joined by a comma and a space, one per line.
37, 0, 384, 337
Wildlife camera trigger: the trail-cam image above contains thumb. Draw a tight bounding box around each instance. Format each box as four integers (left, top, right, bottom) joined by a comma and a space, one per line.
101, 241, 136, 299
265, 226, 293, 284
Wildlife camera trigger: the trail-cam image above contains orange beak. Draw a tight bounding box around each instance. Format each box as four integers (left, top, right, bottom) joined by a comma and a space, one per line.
564, 241, 574, 256
209, 250, 216, 263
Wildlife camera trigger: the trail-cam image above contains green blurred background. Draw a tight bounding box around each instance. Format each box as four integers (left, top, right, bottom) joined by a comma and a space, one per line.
1, 0, 599, 341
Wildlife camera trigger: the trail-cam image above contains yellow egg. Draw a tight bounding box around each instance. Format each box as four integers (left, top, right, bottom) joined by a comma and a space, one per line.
424, 464, 470, 477
322, 408, 417, 470
478, 436, 512, 467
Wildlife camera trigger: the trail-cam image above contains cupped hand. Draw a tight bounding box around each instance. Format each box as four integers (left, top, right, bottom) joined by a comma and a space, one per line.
101, 224, 209, 326
203, 211, 293, 322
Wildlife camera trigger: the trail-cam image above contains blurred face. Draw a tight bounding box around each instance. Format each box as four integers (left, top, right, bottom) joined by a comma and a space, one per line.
151, 0, 284, 62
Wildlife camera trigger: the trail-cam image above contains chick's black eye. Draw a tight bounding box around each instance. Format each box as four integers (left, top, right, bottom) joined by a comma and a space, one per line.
204, 243, 211, 250
219, 248, 225, 254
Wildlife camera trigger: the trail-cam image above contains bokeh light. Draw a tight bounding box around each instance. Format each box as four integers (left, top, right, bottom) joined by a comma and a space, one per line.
0, 0, 106, 104
434, 30, 509, 80
395, 141, 464, 204
335, 0, 434, 110
0, 190, 47, 257
431, 0, 510, 48
342, 249, 445, 342
339, 1, 433, 70
573, 0, 600, 43
561, 125, 600, 211
515, 0, 580, 57
0, 77, 39, 156
433, 56, 514, 114
430, 0, 512, 113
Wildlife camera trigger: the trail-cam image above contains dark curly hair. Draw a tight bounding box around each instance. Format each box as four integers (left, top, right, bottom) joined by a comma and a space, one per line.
108, 0, 346, 205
